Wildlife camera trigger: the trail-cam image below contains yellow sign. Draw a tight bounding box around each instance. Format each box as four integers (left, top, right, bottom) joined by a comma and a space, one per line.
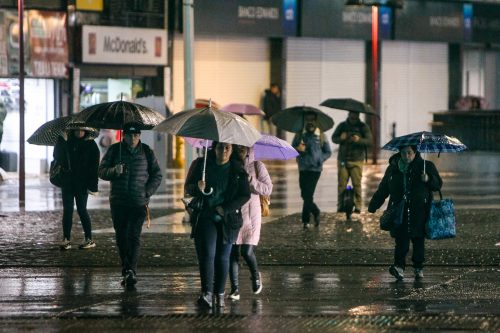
76, 0, 103, 11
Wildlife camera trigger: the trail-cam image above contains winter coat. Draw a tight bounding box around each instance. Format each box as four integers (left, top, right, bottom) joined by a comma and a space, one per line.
235, 148, 273, 246
331, 119, 372, 162
262, 89, 281, 120
368, 152, 442, 238
291, 131, 332, 172
98, 141, 162, 207
53, 134, 100, 193
185, 155, 251, 244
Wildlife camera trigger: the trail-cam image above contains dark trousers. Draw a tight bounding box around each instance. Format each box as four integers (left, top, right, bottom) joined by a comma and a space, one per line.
394, 236, 425, 269
61, 188, 91, 240
299, 170, 321, 224
194, 218, 233, 294
229, 244, 259, 289
111, 204, 146, 275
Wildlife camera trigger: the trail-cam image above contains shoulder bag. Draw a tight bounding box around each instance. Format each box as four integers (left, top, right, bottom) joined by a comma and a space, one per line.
49, 145, 71, 188
426, 190, 456, 240
380, 198, 405, 231
254, 161, 270, 217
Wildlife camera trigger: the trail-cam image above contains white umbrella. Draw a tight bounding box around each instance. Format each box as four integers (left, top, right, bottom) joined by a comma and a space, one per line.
154, 105, 261, 195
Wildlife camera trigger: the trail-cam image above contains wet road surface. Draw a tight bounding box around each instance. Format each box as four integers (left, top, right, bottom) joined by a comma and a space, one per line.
0, 153, 499, 332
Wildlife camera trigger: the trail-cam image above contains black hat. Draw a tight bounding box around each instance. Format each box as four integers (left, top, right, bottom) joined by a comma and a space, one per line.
123, 124, 141, 134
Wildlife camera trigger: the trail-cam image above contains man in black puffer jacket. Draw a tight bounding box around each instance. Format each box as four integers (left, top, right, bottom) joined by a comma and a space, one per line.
99, 123, 162, 287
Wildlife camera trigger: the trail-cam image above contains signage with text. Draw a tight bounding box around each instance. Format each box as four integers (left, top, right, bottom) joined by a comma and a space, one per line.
472, 4, 500, 43
82, 25, 167, 65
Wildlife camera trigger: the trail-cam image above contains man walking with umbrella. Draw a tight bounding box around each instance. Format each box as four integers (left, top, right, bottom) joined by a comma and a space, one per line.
98, 123, 162, 287
291, 111, 332, 229
331, 111, 372, 214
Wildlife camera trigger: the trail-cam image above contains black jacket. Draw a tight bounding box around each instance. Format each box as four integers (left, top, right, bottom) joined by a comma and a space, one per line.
185, 156, 251, 243
53, 135, 99, 193
368, 152, 442, 238
262, 89, 281, 120
98, 141, 162, 207
331, 119, 372, 162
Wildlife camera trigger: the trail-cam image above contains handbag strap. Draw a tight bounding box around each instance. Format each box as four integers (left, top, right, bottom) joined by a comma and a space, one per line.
253, 161, 259, 180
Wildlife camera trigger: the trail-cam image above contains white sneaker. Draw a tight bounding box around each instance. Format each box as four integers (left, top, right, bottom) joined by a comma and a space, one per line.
389, 265, 404, 280
60, 238, 71, 250
414, 268, 424, 279
79, 238, 96, 249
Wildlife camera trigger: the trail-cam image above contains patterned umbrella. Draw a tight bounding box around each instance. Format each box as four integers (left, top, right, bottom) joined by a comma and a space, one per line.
72, 100, 165, 130
271, 106, 334, 133
382, 131, 467, 173
27, 116, 99, 146
381, 131, 467, 153
220, 103, 264, 116
185, 134, 298, 161
320, 98, 378, 116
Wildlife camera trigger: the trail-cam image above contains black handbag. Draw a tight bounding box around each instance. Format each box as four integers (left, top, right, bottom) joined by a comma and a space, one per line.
49, 148, 71, 188
380, 199, 405, 231
224, 208, 243, 230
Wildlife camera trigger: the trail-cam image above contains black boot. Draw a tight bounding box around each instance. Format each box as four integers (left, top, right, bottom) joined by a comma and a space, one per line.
215, 293, 225, 308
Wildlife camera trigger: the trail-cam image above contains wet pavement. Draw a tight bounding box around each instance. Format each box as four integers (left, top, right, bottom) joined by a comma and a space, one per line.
0, 153, 500, 332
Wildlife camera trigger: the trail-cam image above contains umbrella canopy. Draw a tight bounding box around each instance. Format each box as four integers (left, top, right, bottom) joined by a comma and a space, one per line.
320, 98, 378, 116
220, 103, 264, 116
72, 101, 166, 130
381, 131, 467, 153
154, 106, 261, 147
27, 116, 99, 146
185, 134, 298, 161
271, 106, 334, 133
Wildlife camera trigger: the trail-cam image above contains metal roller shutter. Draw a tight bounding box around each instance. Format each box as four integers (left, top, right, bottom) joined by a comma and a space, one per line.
380, 41, 448, 147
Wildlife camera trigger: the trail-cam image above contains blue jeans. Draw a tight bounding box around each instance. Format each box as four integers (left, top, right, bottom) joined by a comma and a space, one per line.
61, 188, 91, 240
111, 205, 146, 275
194, 217, 233, 294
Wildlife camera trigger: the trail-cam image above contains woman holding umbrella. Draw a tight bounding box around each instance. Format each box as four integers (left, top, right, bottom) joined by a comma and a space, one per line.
368, 145, 442, 280
184, 141, 251, 309
228, 145, 273, 301
55, 124, 100, 250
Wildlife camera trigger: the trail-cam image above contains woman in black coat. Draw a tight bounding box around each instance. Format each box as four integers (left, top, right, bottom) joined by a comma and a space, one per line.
368, 145, 442, 280
185, 141, 251, 309
54, 127, 100, 250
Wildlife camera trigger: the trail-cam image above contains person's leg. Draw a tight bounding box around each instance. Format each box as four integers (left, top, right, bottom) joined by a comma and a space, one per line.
411, 237, 425, 269
394, 235, 410, 269
299, 171, 311, 225
194, 218, 218, 294
111, 205, 132, 276
229, 245, 240, 292
308, 171, 322, 220
126, 205, 146, 275
75, 192, 92, 240
337, 161, 349, 211
213, 225, 233, 295
61, 188, 75, 241
348, 161, 364, 211
240, 244, 259, 280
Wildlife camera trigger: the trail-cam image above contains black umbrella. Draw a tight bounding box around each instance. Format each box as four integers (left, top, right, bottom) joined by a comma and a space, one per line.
72, 100, 165, 130
271, 106, 334, 133
27, 116, 99, 146
320, 98, 379, 117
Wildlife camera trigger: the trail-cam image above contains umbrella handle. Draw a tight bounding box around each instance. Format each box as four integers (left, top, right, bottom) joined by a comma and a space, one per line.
201, 139, 213, 196
202, 187, 214, 196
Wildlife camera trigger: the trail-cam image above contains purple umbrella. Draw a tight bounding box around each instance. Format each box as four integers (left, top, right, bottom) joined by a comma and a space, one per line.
185, 134, 298, 161
220, 103, 264, 116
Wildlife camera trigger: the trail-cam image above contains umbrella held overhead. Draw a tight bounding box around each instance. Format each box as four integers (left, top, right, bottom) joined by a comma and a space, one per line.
27, 116, 99, 146
271, 106, 334, 133
320, 98, 378, 116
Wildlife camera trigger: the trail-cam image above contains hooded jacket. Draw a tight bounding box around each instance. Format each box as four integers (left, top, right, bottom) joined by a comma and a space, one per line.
368, 152, 442, 238
235, 147, 273, 245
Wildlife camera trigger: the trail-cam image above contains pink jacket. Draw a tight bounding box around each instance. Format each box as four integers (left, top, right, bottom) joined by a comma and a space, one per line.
235, 148, 273, 245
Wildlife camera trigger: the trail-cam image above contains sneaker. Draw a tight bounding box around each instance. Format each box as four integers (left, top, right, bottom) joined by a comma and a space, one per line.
252, 272, 263, 294
215, 293, 225, 308
197, 292, 213, 308
79, 238, 96, 249
303, 223, 310, 230
228, 287, 240, 301
124, 270, 137, 286
414, 268, 424, 279
389, 265, 404, 280
60, 238, 71, 250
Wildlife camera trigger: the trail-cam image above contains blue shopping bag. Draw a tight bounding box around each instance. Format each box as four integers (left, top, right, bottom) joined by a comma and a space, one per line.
426, 191, 456, 240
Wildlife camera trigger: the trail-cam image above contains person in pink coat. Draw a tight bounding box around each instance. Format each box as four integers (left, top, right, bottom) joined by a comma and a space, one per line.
228, 145, 273, 301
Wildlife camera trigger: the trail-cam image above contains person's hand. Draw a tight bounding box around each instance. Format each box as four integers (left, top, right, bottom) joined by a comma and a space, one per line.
197, 180, 206, 192
296, 141, 306, 153
340, 132, 348, 141
115, 163, 125, 175
87, 190, 98, 196
351, 134, 360, 143
215, 206, 224, 216
421, 172, 429, 183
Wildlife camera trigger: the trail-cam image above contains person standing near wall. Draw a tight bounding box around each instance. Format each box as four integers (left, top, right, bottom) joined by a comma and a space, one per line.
331, 111, 372, 214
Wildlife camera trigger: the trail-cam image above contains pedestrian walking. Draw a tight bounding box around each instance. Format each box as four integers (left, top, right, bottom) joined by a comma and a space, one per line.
184, 142, 251, 309
331, 111, 372, 213
228, 145, 273, 301
291, 111, 332, 229
368, 145, 442, 280
98, 123, 162, 287
261, 83, 283, 137
55, 125, 100, 250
